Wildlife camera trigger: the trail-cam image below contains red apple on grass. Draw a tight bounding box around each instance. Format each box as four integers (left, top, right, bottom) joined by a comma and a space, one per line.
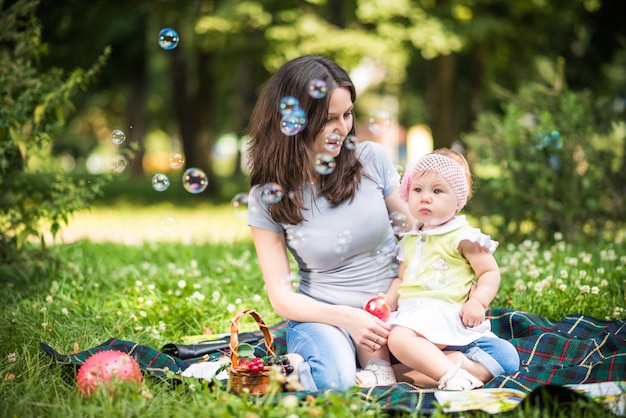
363, 296, 391, 321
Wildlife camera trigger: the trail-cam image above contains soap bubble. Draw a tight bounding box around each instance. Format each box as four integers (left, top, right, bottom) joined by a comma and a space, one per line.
182, 168, 208, 194
169, 152, 184, 169
231, 192, 249, 219
368, 110, 392, 136
152, 173, 170, 192
160, 215, 177, 233
315, 153, 336, 175
333, 230, 353, 255
280, 108, 306, 136
390, 212, 411, 234
111, 129, 126, 145
287, 227, 307, 249
112, 156, 128, 173
279, 96, 300, 116
261, 182, 284, 204
344, 135, 358, 150
158, 28, 179, 50
308, 79, 327, 99
323, 132, 344, 153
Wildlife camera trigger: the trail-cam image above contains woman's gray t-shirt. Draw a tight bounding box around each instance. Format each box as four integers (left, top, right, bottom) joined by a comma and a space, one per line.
248, 141, 400, 308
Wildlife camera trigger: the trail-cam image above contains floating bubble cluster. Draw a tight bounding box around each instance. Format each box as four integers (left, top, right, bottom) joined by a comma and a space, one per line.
182, 167, 208, 194
279, 96, 307, 136
158, 28, 179, 50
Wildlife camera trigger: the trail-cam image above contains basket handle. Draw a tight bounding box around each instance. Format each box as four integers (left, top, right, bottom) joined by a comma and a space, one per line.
229, 309, 275, 368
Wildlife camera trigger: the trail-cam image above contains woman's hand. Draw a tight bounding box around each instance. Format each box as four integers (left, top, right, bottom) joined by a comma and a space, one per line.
342, 307, 391, 352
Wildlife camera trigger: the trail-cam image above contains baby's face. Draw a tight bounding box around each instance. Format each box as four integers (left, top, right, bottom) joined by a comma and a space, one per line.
407, 171, 458, 229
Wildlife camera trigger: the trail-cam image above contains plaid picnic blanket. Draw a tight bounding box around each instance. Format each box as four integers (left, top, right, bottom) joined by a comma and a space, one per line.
41, 308, 626, 414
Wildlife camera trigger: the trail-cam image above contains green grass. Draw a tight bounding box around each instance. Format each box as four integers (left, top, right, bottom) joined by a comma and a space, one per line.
1, 203, 624, 417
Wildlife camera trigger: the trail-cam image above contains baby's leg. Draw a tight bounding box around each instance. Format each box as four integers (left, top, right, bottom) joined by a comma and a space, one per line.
388, 326, 456, 381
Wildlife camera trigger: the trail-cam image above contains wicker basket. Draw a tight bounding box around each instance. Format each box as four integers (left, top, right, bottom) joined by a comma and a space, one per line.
229, 309, 275, 395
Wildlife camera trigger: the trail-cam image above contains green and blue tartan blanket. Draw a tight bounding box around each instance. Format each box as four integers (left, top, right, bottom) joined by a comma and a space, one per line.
41, 308, 626, 414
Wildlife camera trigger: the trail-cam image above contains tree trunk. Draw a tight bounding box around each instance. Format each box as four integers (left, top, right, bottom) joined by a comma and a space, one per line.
127, 55, 147, 178
172, 47, 216, 194
428, 53, 456, 149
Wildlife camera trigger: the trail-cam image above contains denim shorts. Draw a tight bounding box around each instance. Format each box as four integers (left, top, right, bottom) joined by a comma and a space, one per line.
443, 336, 521, 377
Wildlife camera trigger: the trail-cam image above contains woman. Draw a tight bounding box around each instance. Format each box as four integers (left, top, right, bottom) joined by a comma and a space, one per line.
246, 55, 413, 390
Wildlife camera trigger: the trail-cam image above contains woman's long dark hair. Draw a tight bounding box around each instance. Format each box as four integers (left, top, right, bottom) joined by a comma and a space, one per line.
247, 55, 362, 225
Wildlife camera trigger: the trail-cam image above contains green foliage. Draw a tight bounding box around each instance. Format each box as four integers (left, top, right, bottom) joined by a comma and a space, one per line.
0, 0, 111, 260
464, 58, 625, 242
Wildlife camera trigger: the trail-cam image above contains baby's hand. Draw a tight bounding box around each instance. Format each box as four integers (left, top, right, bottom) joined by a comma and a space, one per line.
460, 299, 486, 328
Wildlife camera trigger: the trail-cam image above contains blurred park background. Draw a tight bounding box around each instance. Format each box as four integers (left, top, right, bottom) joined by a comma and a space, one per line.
2, 0, 626, 262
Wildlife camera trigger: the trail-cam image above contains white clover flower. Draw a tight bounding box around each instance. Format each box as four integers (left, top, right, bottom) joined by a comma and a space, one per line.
193, 283, 201, 289
137, 297, 145, 303
596, 267, 605, 275
600, 279, 609, 287
235, 298, 242, 305
227, 304, 236, 313
579, 285, 591, 295
130, 313, 138, 321
282, 395, 299, 409
579, 270, 587, 279
560, 269, 569, 279
146, 299, 154, 307
140, 310, 147, 317
135, 280, 143, 287
559, 284, 568, 291
191, 259, 198, 269
253, 294, 262, 302
591, 286, 599, 295
177, 280, 186, 289
191, 291, 205, 301
7, 353, 17, 363
61, 308, 69, 315
148, 284, 155, 290
45, 295, 53, 304
553, 232, 563, 241
212, 291, 220, 301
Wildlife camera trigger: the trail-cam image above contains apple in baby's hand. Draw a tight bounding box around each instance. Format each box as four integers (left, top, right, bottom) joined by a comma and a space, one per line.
363, 296, 391, 321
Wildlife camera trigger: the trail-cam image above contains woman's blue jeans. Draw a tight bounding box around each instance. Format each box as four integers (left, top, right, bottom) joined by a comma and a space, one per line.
287, 320, 357, 391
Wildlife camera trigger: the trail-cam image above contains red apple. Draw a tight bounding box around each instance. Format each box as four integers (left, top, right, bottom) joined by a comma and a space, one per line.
363, 296, 391, 321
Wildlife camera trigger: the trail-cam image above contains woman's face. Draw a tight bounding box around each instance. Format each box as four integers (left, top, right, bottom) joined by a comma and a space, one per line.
308, 87, 354, 157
